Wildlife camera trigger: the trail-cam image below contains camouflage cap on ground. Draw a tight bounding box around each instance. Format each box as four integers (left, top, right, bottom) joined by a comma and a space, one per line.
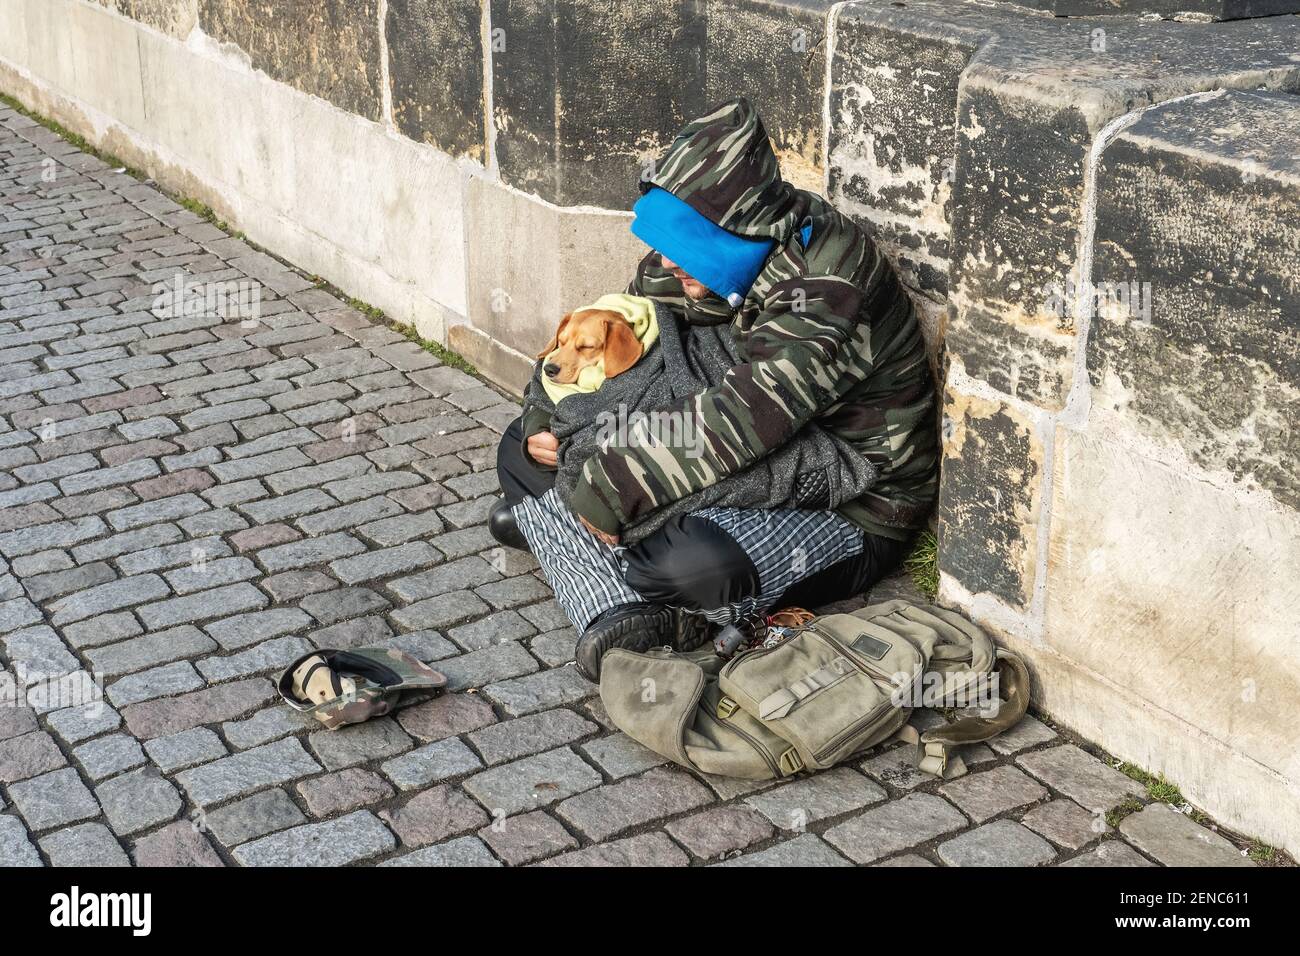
277, 647, 447, 731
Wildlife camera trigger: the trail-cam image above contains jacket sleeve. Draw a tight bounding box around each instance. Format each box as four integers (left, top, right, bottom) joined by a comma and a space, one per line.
570, 274, 869, 533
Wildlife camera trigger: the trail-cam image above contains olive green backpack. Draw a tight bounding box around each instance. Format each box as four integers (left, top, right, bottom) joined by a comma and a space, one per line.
599, 599, 1031, 781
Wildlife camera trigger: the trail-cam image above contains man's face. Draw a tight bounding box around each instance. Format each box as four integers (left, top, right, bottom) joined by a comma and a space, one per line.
660, 256, 711, 301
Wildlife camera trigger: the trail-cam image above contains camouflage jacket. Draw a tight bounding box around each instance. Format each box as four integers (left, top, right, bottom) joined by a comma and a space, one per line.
561, 98, 940, 541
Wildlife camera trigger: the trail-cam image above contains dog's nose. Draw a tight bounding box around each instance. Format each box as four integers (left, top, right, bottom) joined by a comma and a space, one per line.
544, 363, 560, 377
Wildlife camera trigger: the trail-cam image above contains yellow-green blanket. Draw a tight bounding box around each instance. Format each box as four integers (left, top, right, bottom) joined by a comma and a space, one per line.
541, 293, 659, 404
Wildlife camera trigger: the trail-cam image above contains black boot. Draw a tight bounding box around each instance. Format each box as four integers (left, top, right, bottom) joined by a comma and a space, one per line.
574, 603, 674, 681
574, 604, 713, 681
487, 497, 530, 552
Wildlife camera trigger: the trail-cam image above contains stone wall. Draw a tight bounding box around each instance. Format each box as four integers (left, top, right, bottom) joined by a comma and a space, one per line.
1, 0, 1297, 853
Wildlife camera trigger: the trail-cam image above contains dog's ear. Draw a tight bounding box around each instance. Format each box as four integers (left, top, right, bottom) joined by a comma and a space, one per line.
537, 312, 572, 359
602, 316, 643, 377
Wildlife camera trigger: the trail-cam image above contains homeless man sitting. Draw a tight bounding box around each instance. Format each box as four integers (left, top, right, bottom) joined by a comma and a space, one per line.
490, 97, 940, 681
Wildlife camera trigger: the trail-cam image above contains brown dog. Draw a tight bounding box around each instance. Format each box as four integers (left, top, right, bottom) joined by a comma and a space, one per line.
538, 308, 643, 385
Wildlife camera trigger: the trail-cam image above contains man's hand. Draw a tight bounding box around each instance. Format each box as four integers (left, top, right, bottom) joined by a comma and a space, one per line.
578, 514, 619, 547
526, 429, 559, 467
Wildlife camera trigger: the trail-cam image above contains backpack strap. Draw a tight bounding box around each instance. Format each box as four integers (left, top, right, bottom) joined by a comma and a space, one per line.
756, 657, 853, 720
890, 724, 969, 780
889, 648, 1031, 779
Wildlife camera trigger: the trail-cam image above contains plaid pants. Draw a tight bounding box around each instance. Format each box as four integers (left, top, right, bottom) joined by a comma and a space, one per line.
512, 488, 866, 633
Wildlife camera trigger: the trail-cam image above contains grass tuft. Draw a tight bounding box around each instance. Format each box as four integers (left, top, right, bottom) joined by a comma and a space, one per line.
0, 91, 144, 179
305, 277, 480, 377
1248, 840, 1278, 865
1118, 762, 1186, 806
903, 530, 939, 600
1105, 797, 1143, 829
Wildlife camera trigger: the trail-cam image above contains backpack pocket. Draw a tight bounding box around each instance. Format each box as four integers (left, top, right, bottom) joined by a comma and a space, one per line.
600, 648, 787, 780
718, 613, 924, 771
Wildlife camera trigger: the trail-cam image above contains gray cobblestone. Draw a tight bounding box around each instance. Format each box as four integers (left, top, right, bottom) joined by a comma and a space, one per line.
938, 765, 1049, 823
378, 785, 489, 847
557, 767, 713, 841
3, 624, 80, 676
938, 820, 1056, 867
381, 835, 500, 867
478, 810, 577, 865
96, 767, 184, 835
49, 573, 170, 626
138, 582, 269, 629
204, 788, 306, 846
8, 767, 102, 832
73, 733, 145, 781
204, 607, 312, 650
824, 793, 967, 864
1119, 803, 1253, 867
381, 737, 483, 790
483, 666, 597, 717
469, 709, 595, 767
39, 822, 130, 867
541, 832, 689, 868
1016, 745, 1145, 815
144, 727, 229, 772
176, 737, 322, 806
88, 625, 217, 677
308, 717, 412, 771
234, 811, 395, 867
197, 636, 314, 682
107, 661, 206, 707
222, 705, 316, 750
329, 541, 441, 584
716, 833, 851, 868
46, 700, 122, 745
462, 747, 602, 816
0, 730, 67, 783
0, 815, 43, 867
257, 532, 367, 572
439, 642, 539, 691
745, 768, 886, 830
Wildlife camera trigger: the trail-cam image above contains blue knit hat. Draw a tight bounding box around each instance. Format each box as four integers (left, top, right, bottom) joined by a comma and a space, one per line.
631, 187, 776, 308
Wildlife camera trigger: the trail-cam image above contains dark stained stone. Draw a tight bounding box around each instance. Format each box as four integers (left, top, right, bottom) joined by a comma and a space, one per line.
199, 0, 384, 120
386, 0, 485, 158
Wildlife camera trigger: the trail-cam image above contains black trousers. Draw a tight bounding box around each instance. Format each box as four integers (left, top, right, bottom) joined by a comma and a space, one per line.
496, 417, 910, 615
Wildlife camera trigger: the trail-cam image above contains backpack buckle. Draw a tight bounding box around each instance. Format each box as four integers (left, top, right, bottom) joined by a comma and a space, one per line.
778, 748, 805, 776
716, 696, 738, 719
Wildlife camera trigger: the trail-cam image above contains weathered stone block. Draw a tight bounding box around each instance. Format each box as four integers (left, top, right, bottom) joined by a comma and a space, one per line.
1118, 802, 1252, 867
828, 9, 983, 299
199, 0, 383, 120
1089, 90, 1300, 512
489, 0, 705, 208
937, 387, 1045, 609
385, 0, 484, 158
91, 1, 198, 39
1045, 430, 1300, 784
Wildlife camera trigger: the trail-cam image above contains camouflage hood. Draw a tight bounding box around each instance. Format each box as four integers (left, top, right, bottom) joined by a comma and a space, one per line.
644, 97, 805, 245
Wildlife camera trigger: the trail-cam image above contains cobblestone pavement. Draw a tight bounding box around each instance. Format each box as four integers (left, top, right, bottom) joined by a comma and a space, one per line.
0, 105, 1259, 868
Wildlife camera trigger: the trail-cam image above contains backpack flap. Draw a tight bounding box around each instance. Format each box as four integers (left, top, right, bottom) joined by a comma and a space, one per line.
718, 613, 924, 772
600, 648, 703, 767
600, 647, 784, 780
